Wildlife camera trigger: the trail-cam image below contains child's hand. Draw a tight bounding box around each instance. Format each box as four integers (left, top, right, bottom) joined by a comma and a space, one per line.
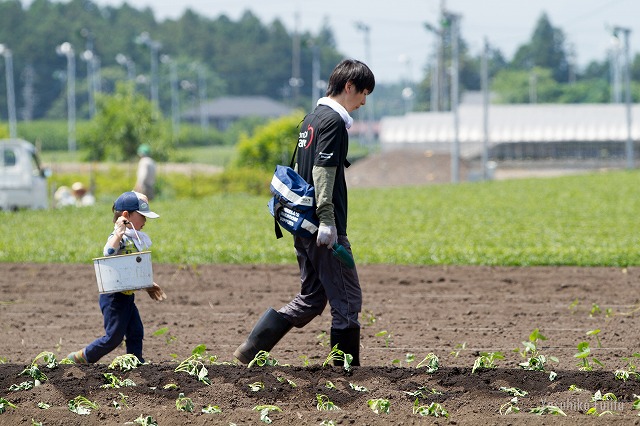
114, 217, 128, 237
146, 283, 166, 301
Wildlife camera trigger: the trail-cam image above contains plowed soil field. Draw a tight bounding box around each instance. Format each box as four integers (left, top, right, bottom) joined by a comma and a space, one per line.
2, 263, 640, 425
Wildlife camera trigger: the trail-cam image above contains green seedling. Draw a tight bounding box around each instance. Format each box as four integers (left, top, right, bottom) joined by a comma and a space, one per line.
516, 328, 558, 371
316, 331, 330, 347
361, 309, 376, 327
323, 344, 353, 371
0, 398, 16, 414
248, 381, 264, 392
375, 330, 393, 347
101, 372, 136, 388
404, 386, 442, 398
319, 421, 336, 426
499, 386, 528, 397
450, 342, 467, 357
368, 398, 390, 414
37, 402, 50, 409
416, 353, 439, 372
574, 341, 603, 371
413, 400, 449, 418
614, 369, 637, 381
568, 298, 579, 313
163, 383, 179, 390
67, 395, 98, 415
591, 390, 617, 401
569, 384, 585, 392
19, 364, 48, 384
111, 392, 128, 410
31, 351, 58, 369
248, 350, 280, 367
108, 354, 142, 371
253, 404, 281, 424
0, 357, 7, 364
633, 394, 640, 410
472, 351, 504, 373
31, 419, 43, 426
349, 382, 368, 392
132, 414, 158, 426
152, 326, 177, 344
615, 353, 640, 381
175, 393, 194, 412
590, 303, 601, 317
586, 407, 615, 416
299, 355, 310, 367
530, 405, 567, 416
9, 381, 34, 391
277, 376, 297, 387
202, 404, 222, 414
392, 352, 415, 366
549, 371, 557, 381
499, 397, 520, 415
316, 394, 340, 411
175, 353, 211, 385
325, 381, 336, 390
586, 329, 602, 348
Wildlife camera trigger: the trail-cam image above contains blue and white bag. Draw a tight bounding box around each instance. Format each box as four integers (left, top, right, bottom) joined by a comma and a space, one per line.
268, 164, 319, 239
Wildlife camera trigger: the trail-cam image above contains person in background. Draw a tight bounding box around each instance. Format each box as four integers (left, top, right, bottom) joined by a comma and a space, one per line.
67, 191, 166, 364
71, 181, 95, 207
134, 144, 156, 200
234, 59, 375, 366
53, 185, 75, 208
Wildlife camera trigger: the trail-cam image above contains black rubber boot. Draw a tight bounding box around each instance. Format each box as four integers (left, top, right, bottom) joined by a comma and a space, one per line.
330, 328, 361, 366
234, 308, 293, 364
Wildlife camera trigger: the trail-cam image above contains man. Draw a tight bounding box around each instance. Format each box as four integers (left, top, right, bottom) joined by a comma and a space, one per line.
134, 144, 156, 200
234, 59, 375, 366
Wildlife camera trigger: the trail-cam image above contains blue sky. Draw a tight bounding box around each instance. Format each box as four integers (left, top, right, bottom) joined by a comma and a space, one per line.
53, 0, 640, 83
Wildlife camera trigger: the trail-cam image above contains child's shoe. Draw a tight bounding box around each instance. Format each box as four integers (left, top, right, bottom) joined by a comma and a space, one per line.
67, 349, 88, 364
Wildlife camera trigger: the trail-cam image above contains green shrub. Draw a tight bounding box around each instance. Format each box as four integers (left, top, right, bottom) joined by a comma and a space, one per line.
234, 111, 305, 171
175, 125, 225, 147
17, 120, 92, 151
161, 167, 271, 199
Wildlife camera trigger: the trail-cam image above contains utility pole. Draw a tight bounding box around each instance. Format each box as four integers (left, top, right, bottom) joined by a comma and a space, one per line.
355, 21, 374, 146
56, 42, 76, 152
310, 42, 320, 110
447, 12, 461, 183
423, 21, 442, 111
0, 45, 17, 138
135, 32, 161, 112
481, 38, 490, 180
614, 26, 633, 169
197, 64, 208, 131
289, 11, 303, 105
81, 28, 96, 118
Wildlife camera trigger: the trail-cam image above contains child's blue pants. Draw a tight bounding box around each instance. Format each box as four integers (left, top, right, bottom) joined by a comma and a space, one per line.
84, 292, 144, 363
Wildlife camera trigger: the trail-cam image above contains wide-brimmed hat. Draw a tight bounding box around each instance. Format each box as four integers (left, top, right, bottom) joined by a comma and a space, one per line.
113, 191, 159, 218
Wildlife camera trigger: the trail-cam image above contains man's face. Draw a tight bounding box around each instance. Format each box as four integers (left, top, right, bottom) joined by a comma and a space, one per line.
344, 82, 370, 112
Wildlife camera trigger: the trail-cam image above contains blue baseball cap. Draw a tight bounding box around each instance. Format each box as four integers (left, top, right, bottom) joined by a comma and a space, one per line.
113, 191, 159, 218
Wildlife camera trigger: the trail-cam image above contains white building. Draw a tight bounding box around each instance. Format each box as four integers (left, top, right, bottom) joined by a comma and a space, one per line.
379, 104, 640, 160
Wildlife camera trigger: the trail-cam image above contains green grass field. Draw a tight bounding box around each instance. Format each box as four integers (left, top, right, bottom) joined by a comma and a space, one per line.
2, 169, 640, 266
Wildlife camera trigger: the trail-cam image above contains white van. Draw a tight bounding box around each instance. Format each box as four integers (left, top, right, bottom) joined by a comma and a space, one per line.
0, 139, 49, 210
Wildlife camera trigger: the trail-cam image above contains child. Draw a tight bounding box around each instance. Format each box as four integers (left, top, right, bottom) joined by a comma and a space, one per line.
67, 191, 166, 364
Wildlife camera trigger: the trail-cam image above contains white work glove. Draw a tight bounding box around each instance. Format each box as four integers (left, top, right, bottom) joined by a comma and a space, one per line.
316, 225, 337, 248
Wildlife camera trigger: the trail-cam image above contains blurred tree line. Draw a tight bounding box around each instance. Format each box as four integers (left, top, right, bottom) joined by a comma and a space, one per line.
414, 12, 640, 110
0, 0, 342, 121
0, 2, 638, 129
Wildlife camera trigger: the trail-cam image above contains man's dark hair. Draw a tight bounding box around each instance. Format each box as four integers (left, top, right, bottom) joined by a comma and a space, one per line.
325, 59, 375, 97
